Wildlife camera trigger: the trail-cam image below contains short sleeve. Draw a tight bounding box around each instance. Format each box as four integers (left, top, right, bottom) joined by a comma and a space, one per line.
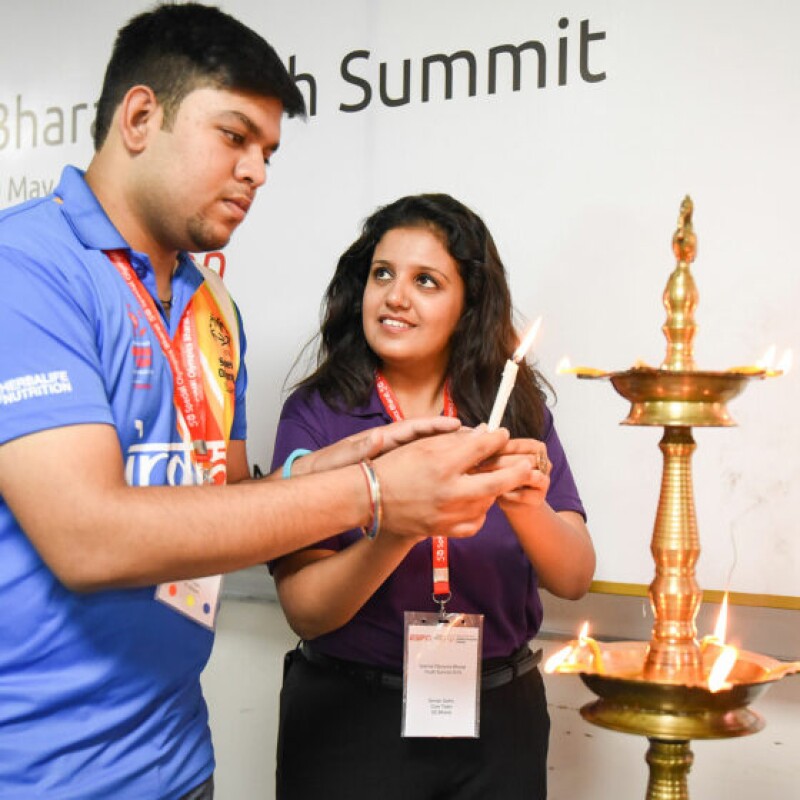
268, 389, 350, 570
271, 389, 337, 471
0, 246, 113, 445
542, 408, 587, 520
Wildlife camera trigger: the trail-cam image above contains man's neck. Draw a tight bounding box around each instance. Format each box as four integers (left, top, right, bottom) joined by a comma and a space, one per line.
84, 158, 178, 297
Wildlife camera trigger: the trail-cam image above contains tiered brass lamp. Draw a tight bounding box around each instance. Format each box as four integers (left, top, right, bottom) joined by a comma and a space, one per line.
551, 197, 799, 799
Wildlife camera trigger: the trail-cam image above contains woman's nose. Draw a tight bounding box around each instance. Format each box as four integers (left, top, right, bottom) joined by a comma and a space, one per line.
385, 279, 411, 308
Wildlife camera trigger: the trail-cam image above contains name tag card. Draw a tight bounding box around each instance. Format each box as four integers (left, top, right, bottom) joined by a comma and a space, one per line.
155, 574, 222, 630
402, 611, 483, 738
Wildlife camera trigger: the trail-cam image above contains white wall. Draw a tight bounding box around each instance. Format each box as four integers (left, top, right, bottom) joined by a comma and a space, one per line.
4, 0, 798, 601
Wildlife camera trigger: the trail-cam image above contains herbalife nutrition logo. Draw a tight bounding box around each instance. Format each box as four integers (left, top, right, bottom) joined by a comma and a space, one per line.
0, 370, 73, 404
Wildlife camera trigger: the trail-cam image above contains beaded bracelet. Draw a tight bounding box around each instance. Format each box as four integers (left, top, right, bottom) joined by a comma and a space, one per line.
358, 459, 383, 540
282, 448, 312, 479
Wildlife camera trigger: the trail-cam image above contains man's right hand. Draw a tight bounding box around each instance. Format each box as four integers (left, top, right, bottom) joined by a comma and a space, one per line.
374, 425, 536, 540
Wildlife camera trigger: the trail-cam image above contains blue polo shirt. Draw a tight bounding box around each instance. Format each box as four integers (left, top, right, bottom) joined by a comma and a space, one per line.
271, 386, 585, 671
0, 167, 247, 799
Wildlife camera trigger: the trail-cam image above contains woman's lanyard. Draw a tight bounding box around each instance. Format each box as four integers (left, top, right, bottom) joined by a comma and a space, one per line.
106, 249, 212, 484
374, 370, 457, 618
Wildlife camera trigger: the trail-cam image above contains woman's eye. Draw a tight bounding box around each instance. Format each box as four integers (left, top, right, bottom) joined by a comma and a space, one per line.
372, 266, 392, 281
417, 273, 438, 288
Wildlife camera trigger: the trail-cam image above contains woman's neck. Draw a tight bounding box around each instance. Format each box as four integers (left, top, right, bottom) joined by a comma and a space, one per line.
378, 364, 449, 419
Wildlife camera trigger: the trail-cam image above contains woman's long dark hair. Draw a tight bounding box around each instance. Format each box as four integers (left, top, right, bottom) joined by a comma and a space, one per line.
299, 194, 549, 439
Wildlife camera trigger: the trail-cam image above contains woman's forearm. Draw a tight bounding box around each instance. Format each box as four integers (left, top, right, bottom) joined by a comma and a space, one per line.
504, 503, 595, 600
275, 532, 421, 640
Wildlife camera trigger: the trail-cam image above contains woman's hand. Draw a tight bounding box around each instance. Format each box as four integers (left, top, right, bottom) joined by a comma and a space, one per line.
475, 435, 595, 600
475, 437, 550, 509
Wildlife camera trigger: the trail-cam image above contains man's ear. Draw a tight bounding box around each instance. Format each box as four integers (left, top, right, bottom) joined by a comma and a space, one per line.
116, 85, 162, 154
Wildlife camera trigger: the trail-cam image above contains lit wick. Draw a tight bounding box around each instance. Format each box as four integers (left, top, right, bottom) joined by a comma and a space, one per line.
727, 346, 793, 378
707, 645, 737, 693
543, 621, 606, 675
487, 317, 541, 431
578, 622, 606, 674
556, 356, 608, 378
699, 591, 728, 653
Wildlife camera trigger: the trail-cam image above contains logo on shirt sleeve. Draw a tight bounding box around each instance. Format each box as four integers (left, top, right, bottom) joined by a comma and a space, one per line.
0, 371, 73, 405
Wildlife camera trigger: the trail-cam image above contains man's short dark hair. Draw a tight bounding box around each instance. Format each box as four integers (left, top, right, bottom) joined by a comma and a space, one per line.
93, 2, 306, 150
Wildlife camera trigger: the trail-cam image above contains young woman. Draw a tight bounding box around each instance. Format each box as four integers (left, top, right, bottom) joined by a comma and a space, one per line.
270, 194, 594, 800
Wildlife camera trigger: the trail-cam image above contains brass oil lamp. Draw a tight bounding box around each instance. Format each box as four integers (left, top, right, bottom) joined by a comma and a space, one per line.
549, 197, 799, 799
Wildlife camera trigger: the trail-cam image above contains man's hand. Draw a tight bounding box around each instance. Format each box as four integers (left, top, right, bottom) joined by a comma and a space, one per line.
374, 426, 536, 540
289, 416, 462, 477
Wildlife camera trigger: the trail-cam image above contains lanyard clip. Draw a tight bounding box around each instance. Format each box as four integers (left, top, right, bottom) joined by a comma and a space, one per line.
433, 592, 451, 622
192, 440, 212, 485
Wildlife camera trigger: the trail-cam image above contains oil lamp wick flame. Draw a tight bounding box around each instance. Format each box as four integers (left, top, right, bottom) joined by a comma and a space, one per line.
700, 591, 729, 653
708, 645, 737, 693
712, 592, 729, 642
579, 622, 606, 673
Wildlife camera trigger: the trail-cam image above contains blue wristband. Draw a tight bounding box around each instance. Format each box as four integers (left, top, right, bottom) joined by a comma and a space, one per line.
282, 448, 312, 479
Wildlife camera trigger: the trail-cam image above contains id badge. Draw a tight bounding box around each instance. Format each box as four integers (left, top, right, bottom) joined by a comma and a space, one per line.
155, 575, 223, 630
402, 611, 483, 738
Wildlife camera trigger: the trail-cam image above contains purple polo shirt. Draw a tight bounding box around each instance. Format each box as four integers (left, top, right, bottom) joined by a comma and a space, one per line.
271, 386, 586, 671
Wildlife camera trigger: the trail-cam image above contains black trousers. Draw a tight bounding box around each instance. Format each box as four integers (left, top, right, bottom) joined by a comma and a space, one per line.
276, 648, 550, 800
180, 774, 214, 800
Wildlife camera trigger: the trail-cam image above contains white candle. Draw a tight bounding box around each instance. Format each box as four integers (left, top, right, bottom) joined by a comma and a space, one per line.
487, 359, 518, 430
486, 317, 541, 431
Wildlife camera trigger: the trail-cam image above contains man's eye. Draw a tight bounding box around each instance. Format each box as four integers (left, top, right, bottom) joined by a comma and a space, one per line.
223, 129, 245, 145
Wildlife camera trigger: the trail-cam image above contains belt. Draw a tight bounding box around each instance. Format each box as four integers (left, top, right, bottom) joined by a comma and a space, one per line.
299, 642, 542, 692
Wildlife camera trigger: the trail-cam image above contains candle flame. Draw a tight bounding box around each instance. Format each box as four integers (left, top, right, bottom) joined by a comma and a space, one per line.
708, 645, 738, 692
578, 621, 590, 643
512, 317, 542, 363
712, 592, 729, 643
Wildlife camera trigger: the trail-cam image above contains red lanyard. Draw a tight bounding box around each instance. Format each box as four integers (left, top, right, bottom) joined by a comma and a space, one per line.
106, 249, 212, 482
375, 371, 456, 610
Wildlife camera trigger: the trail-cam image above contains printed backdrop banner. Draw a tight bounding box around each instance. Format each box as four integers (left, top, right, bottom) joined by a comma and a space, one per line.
2, 1, 798, 600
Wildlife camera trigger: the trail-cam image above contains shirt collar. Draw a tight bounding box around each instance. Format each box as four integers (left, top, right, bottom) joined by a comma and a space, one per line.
53, 166, 130, 252
348, 383, 391, 421
53, 165, 201, 288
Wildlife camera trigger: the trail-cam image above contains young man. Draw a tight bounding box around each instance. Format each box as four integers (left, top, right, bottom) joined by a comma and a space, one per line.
0, 4, 536, 799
